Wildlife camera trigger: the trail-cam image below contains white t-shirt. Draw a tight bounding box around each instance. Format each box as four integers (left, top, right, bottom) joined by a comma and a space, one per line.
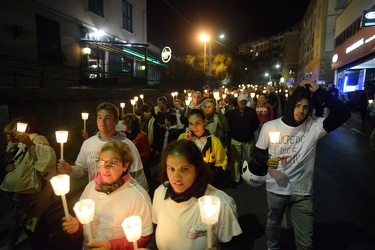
71, 132, 143, 181
152, 184, 242, 250
80, 177, 153, 249
256, 117, 327, 196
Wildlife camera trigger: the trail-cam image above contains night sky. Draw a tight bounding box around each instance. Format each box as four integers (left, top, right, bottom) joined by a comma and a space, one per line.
147, 0, 310, 56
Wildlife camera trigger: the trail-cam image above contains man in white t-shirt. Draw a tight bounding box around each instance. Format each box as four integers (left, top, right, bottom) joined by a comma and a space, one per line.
57, 102, 148, 191
254, 80, 351, 249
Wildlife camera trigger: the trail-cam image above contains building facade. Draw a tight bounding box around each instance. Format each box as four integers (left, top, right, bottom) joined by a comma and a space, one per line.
0, 0, 162, 89
298, 0, 349, 86
331, 0, 375, 95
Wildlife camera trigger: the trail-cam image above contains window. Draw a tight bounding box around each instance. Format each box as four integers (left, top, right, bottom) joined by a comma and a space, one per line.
89, 0, 104, 18
35, 14, 65, 64
336, 0, 348, 9
122, 1, 133, 32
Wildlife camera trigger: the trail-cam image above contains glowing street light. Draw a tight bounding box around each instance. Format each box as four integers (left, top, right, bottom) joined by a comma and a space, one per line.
199, 33, 210, 74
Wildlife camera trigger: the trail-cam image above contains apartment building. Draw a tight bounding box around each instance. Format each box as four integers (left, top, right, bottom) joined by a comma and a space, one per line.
331, 0, 375, 94
0, 0, 162, 88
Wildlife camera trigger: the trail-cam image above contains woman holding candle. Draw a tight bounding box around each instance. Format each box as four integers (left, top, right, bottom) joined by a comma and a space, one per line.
141, 139, 242, 250
62, 141, 153, 249
0, 117, 57, 250
178, 108, 227, 189
254, 80, 351, 250
57, 102, 149, 192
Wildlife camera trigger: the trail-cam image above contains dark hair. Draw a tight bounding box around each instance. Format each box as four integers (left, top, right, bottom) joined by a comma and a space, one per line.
187, 108, 205, 120
258, 93, 266, 98
141, 104, 153, 113
96, 102, 119, 121
14, 117, 40, 134
165, 113, 177, 125
157, 97, 167, 105
160, 139, 209, 187
122, 113, 140, 132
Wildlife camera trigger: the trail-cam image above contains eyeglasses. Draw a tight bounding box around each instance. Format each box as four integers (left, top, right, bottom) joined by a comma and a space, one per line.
97, 159, 122, 168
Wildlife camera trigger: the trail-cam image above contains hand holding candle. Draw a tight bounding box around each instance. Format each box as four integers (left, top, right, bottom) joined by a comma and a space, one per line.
269, 131, 280, 170
74, 199, 95, 243
198, 195, 220, 249
50, 174, 70, 221
122, 216, 142, 250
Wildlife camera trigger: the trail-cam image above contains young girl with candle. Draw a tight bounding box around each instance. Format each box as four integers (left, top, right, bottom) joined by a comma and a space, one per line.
141, 139, 242, 250
61, 141, 153, 249
178, 108, 227, 188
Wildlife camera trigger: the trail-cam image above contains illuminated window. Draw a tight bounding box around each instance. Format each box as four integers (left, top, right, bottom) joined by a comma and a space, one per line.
122, 1, 133, 33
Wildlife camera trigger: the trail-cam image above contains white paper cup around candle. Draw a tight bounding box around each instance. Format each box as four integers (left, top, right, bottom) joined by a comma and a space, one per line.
16, 122, 28, 132
81, 113, 89, 131
50, 174, 70, 221
56, 131, 68, 160
198, 195, 220, 248
269, 131, 280, 158
122, 216, 142, 250
131, 99, 136, 114
74, 199, 95, 243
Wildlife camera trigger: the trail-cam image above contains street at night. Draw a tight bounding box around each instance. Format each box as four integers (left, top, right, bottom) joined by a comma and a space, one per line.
1, 110, 374, 249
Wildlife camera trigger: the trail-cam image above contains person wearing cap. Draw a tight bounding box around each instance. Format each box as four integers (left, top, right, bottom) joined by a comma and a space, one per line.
227, 93, 259, 188
254, 80, 351, 249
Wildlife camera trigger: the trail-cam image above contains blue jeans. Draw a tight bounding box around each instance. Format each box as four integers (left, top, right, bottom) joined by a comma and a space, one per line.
267, 192, 313, 250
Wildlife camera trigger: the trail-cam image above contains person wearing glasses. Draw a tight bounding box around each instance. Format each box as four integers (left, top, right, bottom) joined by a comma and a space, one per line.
62, 141, 153, 249
57, 102, 148, 191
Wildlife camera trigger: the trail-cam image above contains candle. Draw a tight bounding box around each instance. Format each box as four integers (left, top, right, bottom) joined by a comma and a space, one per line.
16, 122, 27, 132
269, 131, 280, 158
139, 94, 144, 104
369, 100, 373, 104
122, 216, 142, 250
198, 195, 220, 249
213, 92, 220, 106
50, 174, 70, 221
81, 113, 89, 131
131, 99, 136, 114
120, 103, 125, 117
74, 199, 95, 243
55, 131, 68, 160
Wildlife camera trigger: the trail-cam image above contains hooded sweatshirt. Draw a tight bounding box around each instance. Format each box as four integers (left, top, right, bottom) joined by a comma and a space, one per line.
254, 86, 350, 195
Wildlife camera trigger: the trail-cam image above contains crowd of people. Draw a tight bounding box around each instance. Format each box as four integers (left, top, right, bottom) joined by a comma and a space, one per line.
0, 80, 353, 250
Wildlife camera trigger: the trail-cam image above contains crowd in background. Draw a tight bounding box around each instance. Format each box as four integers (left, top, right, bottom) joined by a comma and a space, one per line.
0, 81, 366, 249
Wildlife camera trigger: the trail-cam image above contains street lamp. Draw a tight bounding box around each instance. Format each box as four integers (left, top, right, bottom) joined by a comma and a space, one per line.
199, 33, 210, 74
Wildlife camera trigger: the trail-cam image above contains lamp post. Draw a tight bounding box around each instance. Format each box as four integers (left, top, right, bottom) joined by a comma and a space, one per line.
199, 34, 210, 74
